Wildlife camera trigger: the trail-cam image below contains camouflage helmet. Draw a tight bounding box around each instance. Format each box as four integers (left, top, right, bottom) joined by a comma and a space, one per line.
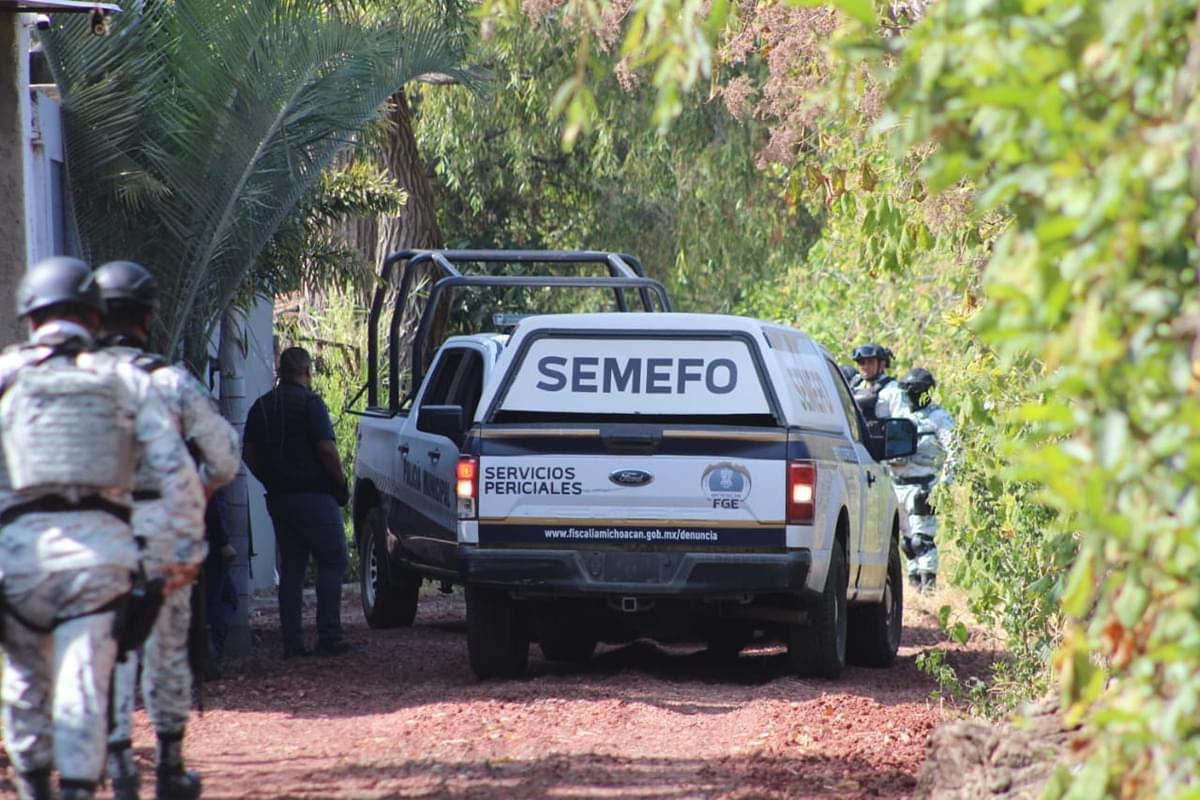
94, 260, 158, 310
898, 367, 936, 408
16, 256, 102, 318
852, 342, 893, 365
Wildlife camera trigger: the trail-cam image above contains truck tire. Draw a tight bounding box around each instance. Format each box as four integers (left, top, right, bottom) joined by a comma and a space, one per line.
359, 507, 419, 629
466, 586, 529, 679
847, 536, 903, 667
787, 542, 848, 679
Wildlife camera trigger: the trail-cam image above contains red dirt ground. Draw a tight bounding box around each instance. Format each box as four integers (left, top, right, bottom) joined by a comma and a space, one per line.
2, 584, 1003, 799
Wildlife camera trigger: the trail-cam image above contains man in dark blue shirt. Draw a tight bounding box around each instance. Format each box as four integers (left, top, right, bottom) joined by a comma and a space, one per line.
243, 347, 352, 658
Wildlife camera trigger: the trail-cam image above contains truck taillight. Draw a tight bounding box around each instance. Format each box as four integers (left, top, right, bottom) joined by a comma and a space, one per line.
456, 457, 478, 519
787, 460, 816, 524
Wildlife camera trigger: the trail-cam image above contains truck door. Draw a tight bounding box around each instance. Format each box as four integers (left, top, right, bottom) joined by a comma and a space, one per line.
826, 359, 888, 589
398, 346, 485, 570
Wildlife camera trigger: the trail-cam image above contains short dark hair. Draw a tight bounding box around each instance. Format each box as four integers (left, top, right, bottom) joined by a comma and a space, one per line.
29, 302, 100, 331
103, 299, 153, 334
278, 346, 312, 381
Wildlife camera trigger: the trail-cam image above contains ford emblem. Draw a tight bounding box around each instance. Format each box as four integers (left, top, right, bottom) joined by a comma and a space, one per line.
609, 469, 653, 487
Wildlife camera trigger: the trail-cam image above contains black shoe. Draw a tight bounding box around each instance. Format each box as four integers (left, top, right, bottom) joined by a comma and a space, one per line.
282, 644, 311, 659
59, 779, 97, 800
107, 742, 140, 800
156, 768, 201, 800
908, 573, 922, 589
14, 768, 52, 800
313, 639, 353, 657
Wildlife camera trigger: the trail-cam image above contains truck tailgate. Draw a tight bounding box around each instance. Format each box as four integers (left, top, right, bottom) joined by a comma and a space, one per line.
477, 443, 786, 548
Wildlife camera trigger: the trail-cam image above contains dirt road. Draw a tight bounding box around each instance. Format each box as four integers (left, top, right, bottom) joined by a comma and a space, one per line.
1, 585, 1000, 799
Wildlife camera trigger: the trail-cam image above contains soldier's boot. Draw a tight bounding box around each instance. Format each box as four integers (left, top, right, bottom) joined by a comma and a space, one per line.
107, 739, 141, 800
13, 767, 52, 800
59, 778, 98, 800
156, 730, 202, 800
918, 571, 937, 593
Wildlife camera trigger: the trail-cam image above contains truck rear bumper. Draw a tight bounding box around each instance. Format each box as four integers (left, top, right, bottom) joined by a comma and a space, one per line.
459, 546, 812, 597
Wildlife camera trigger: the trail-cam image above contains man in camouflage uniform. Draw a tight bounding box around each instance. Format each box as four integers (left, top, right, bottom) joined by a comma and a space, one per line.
849, 342, 909, 422
889, 367, 958, 592
95, 261, 240, 800
0, 257, 205, 800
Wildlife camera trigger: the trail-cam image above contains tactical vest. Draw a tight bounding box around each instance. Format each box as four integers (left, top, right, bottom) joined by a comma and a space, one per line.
118, 348, 171, 495
852, 374, 893, 421
0, 357, 137, 495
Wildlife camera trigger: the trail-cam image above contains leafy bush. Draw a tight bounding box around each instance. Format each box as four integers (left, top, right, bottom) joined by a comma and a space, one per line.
886, 1, 1200, 794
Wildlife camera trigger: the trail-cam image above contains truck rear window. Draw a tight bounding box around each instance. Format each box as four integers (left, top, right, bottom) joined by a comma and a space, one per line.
489, 334, 779, 426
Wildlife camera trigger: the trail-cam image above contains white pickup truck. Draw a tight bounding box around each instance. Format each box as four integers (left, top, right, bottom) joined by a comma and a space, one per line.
351, 251, 916, 680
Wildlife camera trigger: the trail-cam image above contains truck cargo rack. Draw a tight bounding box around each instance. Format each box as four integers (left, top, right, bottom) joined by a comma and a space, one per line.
361, 250, 672, 412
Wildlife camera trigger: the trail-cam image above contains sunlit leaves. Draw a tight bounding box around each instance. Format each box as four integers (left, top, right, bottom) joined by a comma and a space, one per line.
889, 0, 1200, 792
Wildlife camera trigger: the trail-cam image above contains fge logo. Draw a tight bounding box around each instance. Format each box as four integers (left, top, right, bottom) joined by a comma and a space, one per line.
702, 463, 751, 509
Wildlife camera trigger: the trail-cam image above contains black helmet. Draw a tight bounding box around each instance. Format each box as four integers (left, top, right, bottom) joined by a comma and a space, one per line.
16, 256, 102, 318
94, 260, 158, 310
899, 367, 936, 408
838, 364, 858, 383
852, 342, 892, 364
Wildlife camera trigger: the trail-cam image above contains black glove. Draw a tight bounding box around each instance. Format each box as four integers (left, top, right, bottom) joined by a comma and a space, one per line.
913, 490, 935, 516
333, 479, 351, 508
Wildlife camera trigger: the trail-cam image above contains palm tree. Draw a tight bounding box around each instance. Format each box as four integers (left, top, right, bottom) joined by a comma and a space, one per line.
42, 0, 464, 364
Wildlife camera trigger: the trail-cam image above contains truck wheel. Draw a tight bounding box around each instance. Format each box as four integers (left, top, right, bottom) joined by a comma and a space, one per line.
847, 537, 903, 667
787, 542, 848, 679
359, 507, 419, 629
539, 624, 597, 663
466, 586, 529, 679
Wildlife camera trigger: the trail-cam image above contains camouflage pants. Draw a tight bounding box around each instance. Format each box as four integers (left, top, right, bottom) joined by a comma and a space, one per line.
894, 482, 938, 575
109, 583, 193, 742
1, 565, 129, 783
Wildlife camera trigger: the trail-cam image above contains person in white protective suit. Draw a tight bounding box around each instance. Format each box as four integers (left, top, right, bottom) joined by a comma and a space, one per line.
0, 257, 205, 800
889, 367, 958, 592
95, 261, 241, 800
849, 342, 910, 423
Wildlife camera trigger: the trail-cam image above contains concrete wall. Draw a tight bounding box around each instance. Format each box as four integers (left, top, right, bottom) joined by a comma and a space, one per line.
0, 16, 31, 346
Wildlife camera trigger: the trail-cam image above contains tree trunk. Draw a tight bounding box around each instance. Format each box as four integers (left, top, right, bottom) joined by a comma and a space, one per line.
341, 89, 448, 398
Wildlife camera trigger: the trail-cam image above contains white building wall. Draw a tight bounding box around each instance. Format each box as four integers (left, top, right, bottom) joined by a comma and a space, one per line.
241, 297, 278, 592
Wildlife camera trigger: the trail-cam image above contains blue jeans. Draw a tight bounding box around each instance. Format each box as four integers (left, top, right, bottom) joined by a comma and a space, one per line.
266, 492, 347, 649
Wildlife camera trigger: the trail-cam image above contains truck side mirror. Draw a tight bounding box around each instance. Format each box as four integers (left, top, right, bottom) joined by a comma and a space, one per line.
881, 417, 917, 460
865, 417, 918, 462
418, 404, 465, 447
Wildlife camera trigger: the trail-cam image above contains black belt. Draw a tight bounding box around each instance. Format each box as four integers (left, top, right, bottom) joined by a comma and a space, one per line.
132, 490, 161, 502
893, 476, 935, 486
0, 496, 132, 527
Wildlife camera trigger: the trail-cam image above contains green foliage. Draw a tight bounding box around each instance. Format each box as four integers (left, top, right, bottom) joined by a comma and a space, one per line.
255, 160, 408, 299
414, 13, 817, 313
885, 0, 1200, 794
480, 0, 876, 138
